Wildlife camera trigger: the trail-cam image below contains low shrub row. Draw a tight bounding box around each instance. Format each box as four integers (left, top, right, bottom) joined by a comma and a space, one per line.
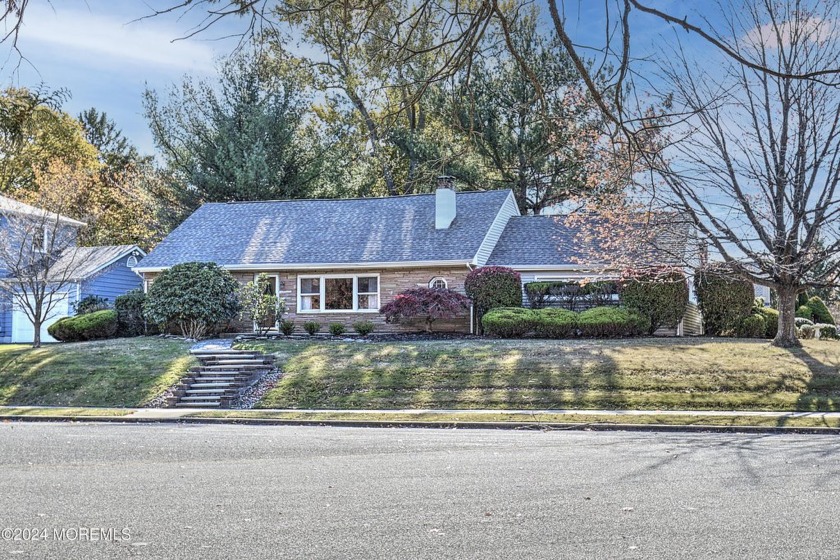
482, 306, 650, 339
48, 310, 119, 342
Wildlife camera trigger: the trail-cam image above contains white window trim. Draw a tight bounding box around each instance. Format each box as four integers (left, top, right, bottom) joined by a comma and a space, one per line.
297, 273, 380, 314
254, 273, 282, 297
253, 273, 283, 332
33, 225, 50, 253
429, 277, 448, 289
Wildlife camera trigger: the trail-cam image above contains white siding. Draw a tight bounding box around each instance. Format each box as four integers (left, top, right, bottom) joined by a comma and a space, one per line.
682, 302, 704, 335
474, 191, 520, 266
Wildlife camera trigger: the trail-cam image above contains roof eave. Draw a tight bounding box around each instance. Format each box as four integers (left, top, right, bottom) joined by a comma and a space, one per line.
133, 259, 474, 274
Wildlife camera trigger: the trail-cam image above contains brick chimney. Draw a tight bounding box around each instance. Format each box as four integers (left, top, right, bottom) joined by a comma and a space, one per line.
435, 176, 456, 230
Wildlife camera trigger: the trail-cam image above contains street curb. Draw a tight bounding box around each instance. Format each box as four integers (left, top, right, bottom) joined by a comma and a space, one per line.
2, 414, 839, 434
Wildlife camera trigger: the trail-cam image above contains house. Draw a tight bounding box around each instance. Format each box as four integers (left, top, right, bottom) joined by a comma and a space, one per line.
0, 195, 145, 343
135, 177, 699, 334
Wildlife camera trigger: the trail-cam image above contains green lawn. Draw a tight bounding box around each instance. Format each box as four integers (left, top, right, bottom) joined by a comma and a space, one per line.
0, 337, 196, 407
236, 338, 840, 411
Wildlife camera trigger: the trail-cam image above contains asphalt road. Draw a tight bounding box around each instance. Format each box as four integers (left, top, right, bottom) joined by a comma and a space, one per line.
1, 423, 839, 559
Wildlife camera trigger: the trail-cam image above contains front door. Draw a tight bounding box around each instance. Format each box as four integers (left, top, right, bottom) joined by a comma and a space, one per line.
254, 275, 280, 332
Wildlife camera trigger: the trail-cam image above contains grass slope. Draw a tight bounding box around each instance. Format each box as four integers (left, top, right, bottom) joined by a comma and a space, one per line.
237, 338, 840, 411
0, 337, 196, 407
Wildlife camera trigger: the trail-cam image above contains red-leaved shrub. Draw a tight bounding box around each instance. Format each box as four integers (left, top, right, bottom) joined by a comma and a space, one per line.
379, 288, 471, 332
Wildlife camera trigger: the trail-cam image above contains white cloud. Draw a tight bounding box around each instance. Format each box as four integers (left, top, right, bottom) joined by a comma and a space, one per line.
19, 3, 217, 72
742, 17, 836, 49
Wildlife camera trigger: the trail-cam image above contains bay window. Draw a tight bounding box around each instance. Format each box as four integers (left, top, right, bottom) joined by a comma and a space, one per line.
297, 274, 379, 313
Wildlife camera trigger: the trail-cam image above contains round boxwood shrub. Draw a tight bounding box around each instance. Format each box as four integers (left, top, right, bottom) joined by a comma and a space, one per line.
737, 314, 766, 338
577, 306, 650, 338
806, 296, 835, 325
694, 267, 755, 336
303, 321, 322, 335
48, 310, 118, 342
532, 308, 578, 338
755, 306, 779, 339
620, 268, 689, 334
353, 320, 375, 336
464, 266, 522, 332
796, 305, 814, 321
144, 262, 241, 340
278, 319, 296, 336
481, 307, 536, 338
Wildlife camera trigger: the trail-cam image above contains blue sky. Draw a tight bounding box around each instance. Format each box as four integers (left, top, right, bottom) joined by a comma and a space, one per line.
0, 0, 703, 157
0, 0, 243, 154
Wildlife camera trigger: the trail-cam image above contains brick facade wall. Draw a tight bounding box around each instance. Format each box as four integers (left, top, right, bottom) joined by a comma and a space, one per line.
144, 266, 473, 334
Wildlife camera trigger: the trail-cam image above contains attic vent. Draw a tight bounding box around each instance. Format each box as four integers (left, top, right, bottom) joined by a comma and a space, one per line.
126, 255, 138, 267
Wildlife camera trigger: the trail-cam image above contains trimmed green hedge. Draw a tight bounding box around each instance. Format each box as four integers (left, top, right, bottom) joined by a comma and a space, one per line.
524, 280, 618, 310
532, 308, 578, 338
806, 296, 835, 325
114, 289, 151, 337
482, 306, 648, 339
695, 267, 755, 335
465, 267, 522, 333
482, 308, 535, 338
737, 314, 766, 338
620, 268, 688, 334
48, 310, 118, 342
577, 307, 650, 338
756, 306, 779, 339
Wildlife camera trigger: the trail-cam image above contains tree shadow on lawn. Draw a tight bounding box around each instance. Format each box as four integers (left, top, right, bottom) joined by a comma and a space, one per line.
777, 342, 840, 427
616, 431, 840, 487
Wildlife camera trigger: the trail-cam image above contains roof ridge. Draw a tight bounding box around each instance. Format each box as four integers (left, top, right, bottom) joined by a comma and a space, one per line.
206, 189, 511, 206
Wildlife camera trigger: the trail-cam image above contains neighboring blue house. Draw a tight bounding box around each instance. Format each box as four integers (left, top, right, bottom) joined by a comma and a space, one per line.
0, 195, 145, 344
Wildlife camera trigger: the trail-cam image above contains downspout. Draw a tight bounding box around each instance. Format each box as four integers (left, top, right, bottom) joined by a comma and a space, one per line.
467, 263, 475, 334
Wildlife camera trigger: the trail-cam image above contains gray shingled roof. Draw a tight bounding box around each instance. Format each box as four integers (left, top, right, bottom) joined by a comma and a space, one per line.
0, 195, 87, 227
486, 216, 591, 266
53, 245, 141, 280
138, 190, 513, 269
486, 215, 688, 267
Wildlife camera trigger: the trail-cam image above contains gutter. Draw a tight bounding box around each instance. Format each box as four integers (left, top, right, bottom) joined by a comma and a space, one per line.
134, 259, 474, 274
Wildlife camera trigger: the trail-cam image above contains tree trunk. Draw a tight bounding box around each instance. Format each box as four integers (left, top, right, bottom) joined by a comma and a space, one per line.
773, 286, 801, 348
32, 320, 41, 349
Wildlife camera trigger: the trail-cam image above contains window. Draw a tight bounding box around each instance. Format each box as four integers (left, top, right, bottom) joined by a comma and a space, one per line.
299, 277, 320, 311
429, 277, 448, 289
32, 226, 49, 253
357, 276, 379, 310
326, 278, 353, 310
126, 255, 138, 267
297, 274, 379, 313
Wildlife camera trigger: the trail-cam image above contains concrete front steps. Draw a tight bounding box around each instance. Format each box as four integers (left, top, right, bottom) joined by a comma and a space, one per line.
169, 349, 276, 408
